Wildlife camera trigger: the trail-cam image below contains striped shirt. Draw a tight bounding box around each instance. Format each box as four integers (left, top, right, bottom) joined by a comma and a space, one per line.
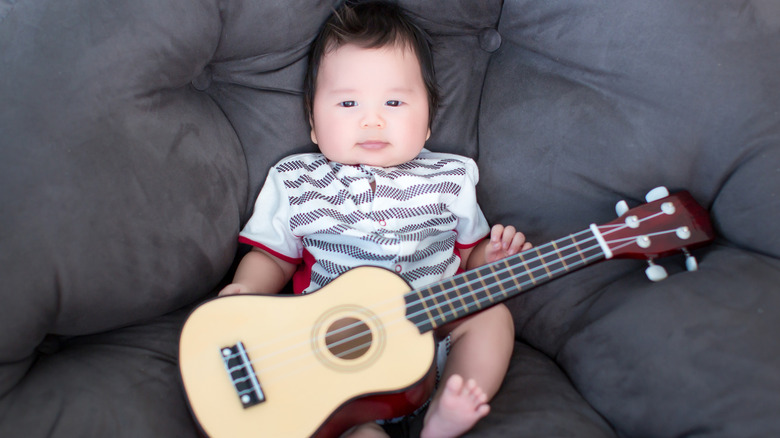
239, 150, 490, 294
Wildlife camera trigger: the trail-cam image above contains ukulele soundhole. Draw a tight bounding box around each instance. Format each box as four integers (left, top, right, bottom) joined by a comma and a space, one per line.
312, 305, 385, 371
326, 317, 372, 359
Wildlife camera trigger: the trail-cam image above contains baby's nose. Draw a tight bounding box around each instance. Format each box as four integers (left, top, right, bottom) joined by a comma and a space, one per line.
360, 110, 385, 128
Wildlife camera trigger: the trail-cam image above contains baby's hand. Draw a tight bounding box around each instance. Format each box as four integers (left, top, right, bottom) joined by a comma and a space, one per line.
484, 224, 532, 263
218, 283, 251, 297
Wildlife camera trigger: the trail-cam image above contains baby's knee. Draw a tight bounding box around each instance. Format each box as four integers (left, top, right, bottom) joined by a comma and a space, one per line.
462, 304, 515, 340
482, 304, 515, 335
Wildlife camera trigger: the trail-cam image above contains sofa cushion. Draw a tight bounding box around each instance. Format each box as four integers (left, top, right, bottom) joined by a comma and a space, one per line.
463, 342, 616, 438
0, 309, 200, 436
480, 0, 780, 436
0, 0, 246, 394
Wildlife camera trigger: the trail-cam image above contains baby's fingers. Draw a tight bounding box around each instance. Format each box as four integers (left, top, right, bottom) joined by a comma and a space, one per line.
490, 224, 533, 256
491, 224, 519, 251
490, 224, 514, 251
506, 230, 529, 255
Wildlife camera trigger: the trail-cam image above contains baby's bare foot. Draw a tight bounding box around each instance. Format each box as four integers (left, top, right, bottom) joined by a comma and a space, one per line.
420, 375, 490, 438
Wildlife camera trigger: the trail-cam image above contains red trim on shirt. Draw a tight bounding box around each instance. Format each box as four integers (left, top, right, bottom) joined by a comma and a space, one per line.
292, 249, 316, 295
238, 236, 302, 265
454, 233, 488, 273
455, 233, 488, 250
453, 247, 465, 275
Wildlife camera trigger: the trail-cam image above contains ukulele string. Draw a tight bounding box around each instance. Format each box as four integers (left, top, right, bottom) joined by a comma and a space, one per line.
307, 214, 671, 355
234, 228, 610, 373
234, 213, 674, 388
403, 212, 677, 331
412, 226, 681, 328
239, 237, 610, 392
236, 228, 596, 364
327, 219, 679, 355
403, 229, 600, 324
240, 232, 610, 386
327, 228, 598, 348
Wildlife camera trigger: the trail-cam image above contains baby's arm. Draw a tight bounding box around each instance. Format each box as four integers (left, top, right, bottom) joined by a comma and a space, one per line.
219, 247, 297, 296
461, 224, 532, 271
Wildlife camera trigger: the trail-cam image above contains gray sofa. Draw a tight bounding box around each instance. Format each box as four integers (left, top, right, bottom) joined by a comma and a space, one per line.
2, 0, 779, 437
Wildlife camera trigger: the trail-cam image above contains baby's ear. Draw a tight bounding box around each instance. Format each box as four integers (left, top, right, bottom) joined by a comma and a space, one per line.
309, 118, 318, 144
426, 127, 431, 141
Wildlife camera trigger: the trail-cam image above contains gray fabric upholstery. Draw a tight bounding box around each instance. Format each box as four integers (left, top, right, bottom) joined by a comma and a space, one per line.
485, 1, 780, 436
1, 0, 778, 436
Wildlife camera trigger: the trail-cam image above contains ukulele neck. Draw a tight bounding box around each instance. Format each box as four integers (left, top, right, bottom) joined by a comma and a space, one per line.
404, 227, 606, 333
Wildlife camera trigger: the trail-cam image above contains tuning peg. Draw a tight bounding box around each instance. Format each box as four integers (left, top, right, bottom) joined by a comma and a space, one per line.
615, 200, 629, 217
645, 186, 670, 203
683, 249, 698, 272
645, 260, 668, 282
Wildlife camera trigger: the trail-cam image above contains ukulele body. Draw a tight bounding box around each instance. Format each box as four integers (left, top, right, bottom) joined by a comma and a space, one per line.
179, 266, 437, 438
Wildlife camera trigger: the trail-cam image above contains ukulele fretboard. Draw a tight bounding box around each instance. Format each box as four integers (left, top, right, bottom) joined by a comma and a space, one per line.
404, 229, 606, 333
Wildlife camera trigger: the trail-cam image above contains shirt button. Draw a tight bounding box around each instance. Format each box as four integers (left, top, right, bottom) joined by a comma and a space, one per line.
394, 264, 402, 273
378, 220, 387, 227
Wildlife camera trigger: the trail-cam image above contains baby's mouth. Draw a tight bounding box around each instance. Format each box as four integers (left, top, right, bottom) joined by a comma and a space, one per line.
357, 140, 389, 150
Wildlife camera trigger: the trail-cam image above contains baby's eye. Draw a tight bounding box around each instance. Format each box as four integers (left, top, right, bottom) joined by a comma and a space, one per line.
339, 101, 357, 108
385, 100, 402, 107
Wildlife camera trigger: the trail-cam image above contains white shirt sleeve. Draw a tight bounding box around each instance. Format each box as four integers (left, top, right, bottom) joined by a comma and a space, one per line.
449, 158, 490, 248
239, 166, 303, 263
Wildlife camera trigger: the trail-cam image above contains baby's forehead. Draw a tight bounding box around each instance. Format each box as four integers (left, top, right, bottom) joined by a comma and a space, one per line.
322, 38, 420, 61
317, 43, 423, 84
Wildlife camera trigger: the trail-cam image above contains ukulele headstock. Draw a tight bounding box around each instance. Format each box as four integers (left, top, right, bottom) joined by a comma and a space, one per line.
595, 188, 715, 281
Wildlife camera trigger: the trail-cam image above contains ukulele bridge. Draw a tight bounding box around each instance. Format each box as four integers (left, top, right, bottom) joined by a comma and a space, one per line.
221, 341, 266, 408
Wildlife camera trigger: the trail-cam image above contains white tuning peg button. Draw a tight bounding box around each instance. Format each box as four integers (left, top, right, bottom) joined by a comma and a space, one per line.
645, 261, 668, 282
683, 249, 698, 272
645, 186, 670, 203
615, 200, 629, 217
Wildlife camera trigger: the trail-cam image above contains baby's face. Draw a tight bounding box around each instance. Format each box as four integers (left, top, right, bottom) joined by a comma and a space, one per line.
310, 43, 431, 167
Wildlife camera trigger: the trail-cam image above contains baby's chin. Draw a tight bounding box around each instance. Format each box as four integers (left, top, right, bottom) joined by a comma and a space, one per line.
322, 148, 423, 168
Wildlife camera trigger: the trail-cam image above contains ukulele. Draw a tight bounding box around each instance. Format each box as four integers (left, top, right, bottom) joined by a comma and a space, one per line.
179, 188, 714, 437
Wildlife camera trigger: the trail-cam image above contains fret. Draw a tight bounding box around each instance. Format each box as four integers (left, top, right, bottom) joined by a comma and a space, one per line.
478, 265, 495, 304
538, 241, 572, 276
461, 270, 488, 311
404, 288, 437, 333
571, 233, 589, 264
425, 284, 450, 324
492, 262, 512, 300
517, 251, 537, 285
438, 280, 461, 319
415, 289, 436, 323
501, 258, 524, 293
452, 275, 479, 315
569, 232, 604, 269
450, 278, 471, 314
430, 279, 466, 325
552, 240, 568, 271
507, 253, 543, 292
483, 262, 511, 301
534, 246, 552, 278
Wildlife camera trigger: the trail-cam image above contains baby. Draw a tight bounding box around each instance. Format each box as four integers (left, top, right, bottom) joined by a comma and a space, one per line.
220, 2, 531, 437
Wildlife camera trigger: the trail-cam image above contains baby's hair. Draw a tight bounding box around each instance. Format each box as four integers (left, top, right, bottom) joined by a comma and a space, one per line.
304, 0, 439, 128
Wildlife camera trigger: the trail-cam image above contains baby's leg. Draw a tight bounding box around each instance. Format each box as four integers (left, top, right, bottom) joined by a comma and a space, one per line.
343, 422, 389, 438
421, 304, 515, 438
